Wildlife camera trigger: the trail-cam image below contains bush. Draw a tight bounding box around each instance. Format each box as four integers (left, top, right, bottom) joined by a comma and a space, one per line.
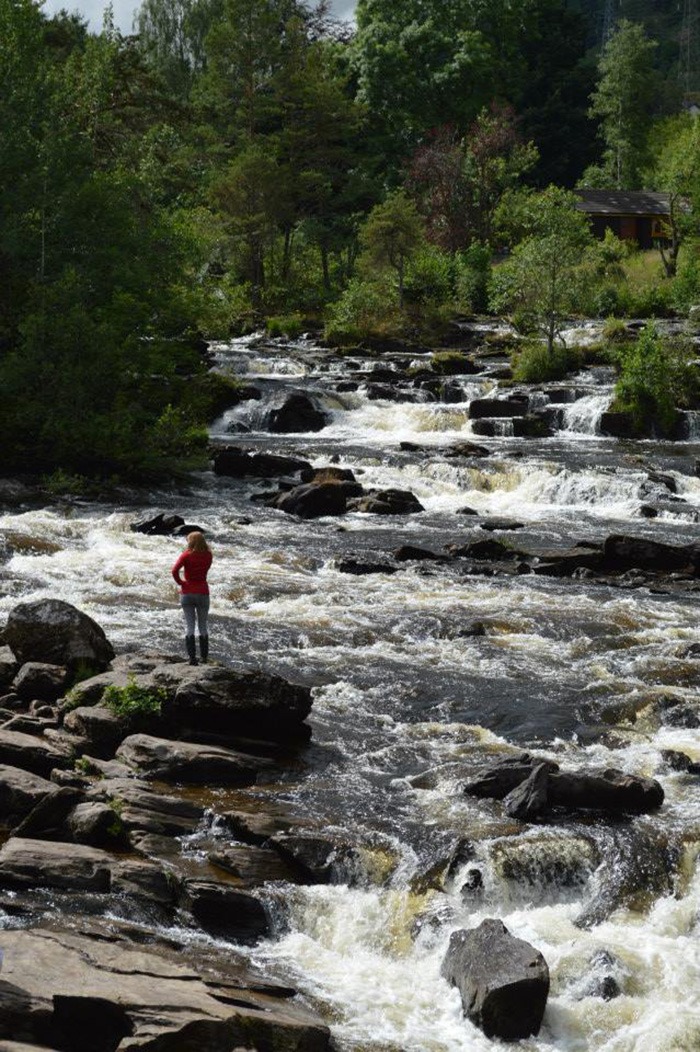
266, 314, 305, 339
672, 245, 700, 313
455, 244, 492, 314
512, 341, 583, 383
102, 678, 167, 721
403, 247, 453, 307
602, 317, 629, 344
612, 324, 699, 436
324, 278, 397, 344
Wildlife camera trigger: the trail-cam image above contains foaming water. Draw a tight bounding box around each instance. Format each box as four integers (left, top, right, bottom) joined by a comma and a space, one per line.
3, 331, 700, 1051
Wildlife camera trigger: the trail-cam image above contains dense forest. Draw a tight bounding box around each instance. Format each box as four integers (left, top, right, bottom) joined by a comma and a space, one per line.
1, 0, 699, 479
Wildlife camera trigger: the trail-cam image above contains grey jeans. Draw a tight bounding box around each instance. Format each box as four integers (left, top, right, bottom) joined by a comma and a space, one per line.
180, 594, 210, 637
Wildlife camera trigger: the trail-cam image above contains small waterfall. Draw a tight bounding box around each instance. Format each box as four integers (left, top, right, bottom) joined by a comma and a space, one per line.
563, 392, 612, 435
679, 410, 700, 440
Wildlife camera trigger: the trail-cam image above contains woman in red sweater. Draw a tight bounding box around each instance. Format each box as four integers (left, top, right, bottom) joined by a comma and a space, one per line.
171, 532, 213, 665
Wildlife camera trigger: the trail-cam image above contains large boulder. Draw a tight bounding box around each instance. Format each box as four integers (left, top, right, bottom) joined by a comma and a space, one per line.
548, 768, 664, 814
213, 446, 311, 479
274, 481, 348, 519
442, 919, 549, 1040
184, 880, 271, 943
0, 646, 18, 689
266, 393, 328, 433
4, 599, 114, 672
0, 728, 75, 777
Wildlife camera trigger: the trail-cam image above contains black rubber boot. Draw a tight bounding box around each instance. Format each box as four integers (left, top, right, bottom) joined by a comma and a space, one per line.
185, 635, 198, 665
199, 635, 209, 663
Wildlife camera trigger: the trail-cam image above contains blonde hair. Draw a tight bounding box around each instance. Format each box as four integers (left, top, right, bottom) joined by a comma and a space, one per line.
186, 531, 210, 553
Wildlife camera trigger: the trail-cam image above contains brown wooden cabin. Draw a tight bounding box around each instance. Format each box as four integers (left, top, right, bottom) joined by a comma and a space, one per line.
576, 190, 672, 248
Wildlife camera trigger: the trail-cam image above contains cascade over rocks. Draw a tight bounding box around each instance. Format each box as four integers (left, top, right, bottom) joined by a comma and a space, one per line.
442, 919, 549, 1040
266, 392, 328, 433
4, 599, 114, 672
213, 446, 311, 478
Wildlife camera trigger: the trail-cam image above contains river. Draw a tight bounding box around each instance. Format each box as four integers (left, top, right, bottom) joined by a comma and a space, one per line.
2, 326, 700, 1050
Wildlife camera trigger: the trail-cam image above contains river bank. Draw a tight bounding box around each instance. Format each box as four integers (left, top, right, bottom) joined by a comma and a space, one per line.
1, 326, 700, 1050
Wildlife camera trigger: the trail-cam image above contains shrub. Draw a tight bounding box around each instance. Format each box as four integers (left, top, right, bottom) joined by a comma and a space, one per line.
102, 678, 167, 721
266, 314, 305, 340
612, 324, 699, 436
455, 244, 492, 314
324, 278, 397, 344
403, 247, 453, 307
602, 317, 629, 344
512, 341, 583, 383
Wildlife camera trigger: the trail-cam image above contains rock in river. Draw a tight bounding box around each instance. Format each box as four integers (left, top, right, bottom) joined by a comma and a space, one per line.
442, 918, 549, 1040
115, 734, 265, 785
4, 599, 114, 672
266, 393, 328, 433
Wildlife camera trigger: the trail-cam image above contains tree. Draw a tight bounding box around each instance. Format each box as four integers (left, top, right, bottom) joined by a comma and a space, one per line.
136, 0, 222, 99
650, 116, 700, 278
359, 191, 424, 307
490, 187, 593, 355
583, 20, 657, 190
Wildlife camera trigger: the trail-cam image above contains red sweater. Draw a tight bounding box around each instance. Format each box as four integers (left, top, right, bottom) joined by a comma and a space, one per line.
172, 550, 212, 595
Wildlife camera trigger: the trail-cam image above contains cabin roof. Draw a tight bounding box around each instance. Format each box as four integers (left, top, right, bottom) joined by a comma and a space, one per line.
576, 190, 671, 216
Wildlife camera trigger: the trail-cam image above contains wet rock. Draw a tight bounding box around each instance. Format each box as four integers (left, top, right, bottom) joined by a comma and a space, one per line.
129, 513, 189, 536
267, 393, 328, 433
4, 599, 114, 673
274, 481, 348, 519
335, 558, 399, 576
350, 489, 424, 515
531, 546, 603, 577
503, 762, 555, 821
0, 765, 56, 823
660, 748, 694, 771
469, 398, 528, 419
183, 880, 270, 943
549, 768, 664, 814
600, 411, 635, 438
463, 754, 539, 799
393, 545, 444, 562
448, 539, 521, 561
654, 696, 700, 729
0, 728, 74, 777
442, 919, 549, 1040
575, 949, 626, 1001
639, 472, 677, 497
300, 465, 357, 484
479, 519, 525, 532
456, 505, 480, 515
270, 832, 355, 883
603, 535, 700, 575
209, 844, 306, 885
115, 734, 264, 786
0, 646, 18, 689
219, 806, 303, 845
13, 662, 69, 703
0, 927, 331, 1049
444, 441, 491, 458
492, 834, 598, 896
212, 446, 311, 479
511, 415, 552, 438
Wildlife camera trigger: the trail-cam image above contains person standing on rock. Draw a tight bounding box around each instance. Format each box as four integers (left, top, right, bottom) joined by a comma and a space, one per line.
171, 532, 212, 665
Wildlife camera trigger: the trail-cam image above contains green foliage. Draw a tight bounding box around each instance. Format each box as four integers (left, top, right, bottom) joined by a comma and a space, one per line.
602, 317, 629, 344
490, 187, 593, 354
359, 191, 425, 307
403, 248, 453, 308
455, 244, 491, 314
512, 341, 583, 383
324, 277, 396, 344
102, 677, 167, 721
583, 20, 657, 190
267, 314, 305, 339
612, 324, 698, 436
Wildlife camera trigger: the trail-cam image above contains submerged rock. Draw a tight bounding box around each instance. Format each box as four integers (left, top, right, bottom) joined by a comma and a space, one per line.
442, 919, 549, 1040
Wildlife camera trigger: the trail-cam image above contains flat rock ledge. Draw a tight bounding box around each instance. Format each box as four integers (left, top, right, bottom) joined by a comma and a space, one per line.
0, 926, 331, 1051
